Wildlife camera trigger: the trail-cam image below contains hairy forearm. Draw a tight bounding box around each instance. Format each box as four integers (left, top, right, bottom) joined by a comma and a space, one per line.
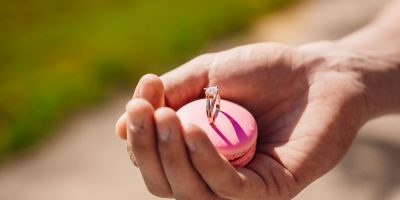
338, 0, 400, 118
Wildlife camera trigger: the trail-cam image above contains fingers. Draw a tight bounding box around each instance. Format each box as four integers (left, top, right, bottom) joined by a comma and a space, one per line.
117, 55, 212, 139
154, 108, 217, 200
246, 153, 297, 199
183, 124, 268, 199
116, 74, 165, 140
161, 54, 212, 110
132, 74, 165, 108
125, 99, 172, 198
116, 113, 128, 139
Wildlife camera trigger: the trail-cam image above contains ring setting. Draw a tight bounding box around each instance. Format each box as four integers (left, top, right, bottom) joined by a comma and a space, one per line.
204, 86, 220, 124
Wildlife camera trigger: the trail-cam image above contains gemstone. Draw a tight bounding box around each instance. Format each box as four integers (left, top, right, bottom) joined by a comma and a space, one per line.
205, 86, 218, 95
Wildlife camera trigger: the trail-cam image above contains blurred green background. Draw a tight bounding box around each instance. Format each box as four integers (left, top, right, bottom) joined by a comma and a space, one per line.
0, 0, 294, 160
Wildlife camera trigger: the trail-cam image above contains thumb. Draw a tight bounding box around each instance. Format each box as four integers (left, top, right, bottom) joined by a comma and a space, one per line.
116, 74, 165, 140
161, 54, 212, 110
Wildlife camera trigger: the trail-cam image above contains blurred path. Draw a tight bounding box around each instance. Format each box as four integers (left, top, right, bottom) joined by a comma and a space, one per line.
0, 95, 157, 200
1, 0, 399, 199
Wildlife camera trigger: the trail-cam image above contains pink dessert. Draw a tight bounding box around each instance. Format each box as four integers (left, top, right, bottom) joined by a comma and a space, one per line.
177, 99, 257, 167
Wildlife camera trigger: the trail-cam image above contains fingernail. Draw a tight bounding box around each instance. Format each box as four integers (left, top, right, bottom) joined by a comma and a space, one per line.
127, 114, 146, 135
158, 128, 170, 142
127, 122, 144, 134
126, 101, 145, 135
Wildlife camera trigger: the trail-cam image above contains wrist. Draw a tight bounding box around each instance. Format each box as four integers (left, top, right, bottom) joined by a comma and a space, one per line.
334, 0, 400, 119
335, 38, 400, 119
360, 60, 400, 119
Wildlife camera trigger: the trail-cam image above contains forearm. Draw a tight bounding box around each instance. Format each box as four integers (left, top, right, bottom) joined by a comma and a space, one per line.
338, 0, 400, 118
339, 0, 400, 63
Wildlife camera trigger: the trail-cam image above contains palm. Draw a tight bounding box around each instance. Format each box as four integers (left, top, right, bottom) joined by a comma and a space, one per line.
202, 43, 367, 196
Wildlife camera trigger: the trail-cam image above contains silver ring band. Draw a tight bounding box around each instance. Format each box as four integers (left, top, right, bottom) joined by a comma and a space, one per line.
205, 86, 220, 124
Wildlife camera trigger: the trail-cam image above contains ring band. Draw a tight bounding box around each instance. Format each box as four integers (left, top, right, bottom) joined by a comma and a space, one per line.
205, 86, 220, 124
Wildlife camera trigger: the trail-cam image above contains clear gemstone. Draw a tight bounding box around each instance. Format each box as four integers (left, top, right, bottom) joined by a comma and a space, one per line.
205, 86, 218, 94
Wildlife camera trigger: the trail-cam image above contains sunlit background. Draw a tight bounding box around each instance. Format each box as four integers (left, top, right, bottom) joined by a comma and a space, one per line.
0, 0, 294, 159
0, 0, 399, 199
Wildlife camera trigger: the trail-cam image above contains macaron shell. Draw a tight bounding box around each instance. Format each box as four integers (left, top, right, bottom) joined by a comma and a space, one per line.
177, 99, 257, 167
228, 142, 256, 167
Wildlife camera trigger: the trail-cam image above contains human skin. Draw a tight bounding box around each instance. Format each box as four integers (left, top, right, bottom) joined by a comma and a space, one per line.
115, 1, 400, 199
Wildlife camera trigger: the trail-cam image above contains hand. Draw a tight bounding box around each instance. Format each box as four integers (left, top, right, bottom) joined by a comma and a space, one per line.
116, 41, 384, 199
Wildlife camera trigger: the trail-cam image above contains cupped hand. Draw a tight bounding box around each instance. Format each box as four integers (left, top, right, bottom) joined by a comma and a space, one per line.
116, 41, 377, 199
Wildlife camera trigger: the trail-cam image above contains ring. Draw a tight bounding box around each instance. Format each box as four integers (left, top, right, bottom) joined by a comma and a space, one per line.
204, 86, 220, 124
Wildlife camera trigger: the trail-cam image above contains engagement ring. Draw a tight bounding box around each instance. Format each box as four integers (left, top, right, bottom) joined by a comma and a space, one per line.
204, 86, 220, 124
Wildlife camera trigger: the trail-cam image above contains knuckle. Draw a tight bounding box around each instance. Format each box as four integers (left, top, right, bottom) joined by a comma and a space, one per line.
191, 53, 214, 66
126, 146, 137, 167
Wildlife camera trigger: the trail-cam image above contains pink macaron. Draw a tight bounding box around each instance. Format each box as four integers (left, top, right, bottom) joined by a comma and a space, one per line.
177, 99, 257, 167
